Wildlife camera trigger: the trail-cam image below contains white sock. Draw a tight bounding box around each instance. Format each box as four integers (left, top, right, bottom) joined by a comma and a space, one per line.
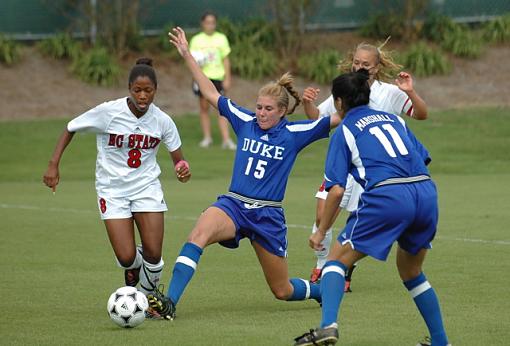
115, 248, 143, 269
139, 258, 164, 295
312, 223, 333, 269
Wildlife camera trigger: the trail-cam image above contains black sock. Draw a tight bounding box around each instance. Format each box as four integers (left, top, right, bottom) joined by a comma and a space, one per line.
345, 263, 357, 282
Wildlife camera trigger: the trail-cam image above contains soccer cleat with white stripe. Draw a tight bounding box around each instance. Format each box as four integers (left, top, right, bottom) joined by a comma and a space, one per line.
147, 285, 176, 321
294, 326, 338, 346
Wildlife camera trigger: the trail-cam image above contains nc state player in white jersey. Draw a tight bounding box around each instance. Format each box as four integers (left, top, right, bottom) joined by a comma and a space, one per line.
43, 58, 191, 312
303, 41, 429, 290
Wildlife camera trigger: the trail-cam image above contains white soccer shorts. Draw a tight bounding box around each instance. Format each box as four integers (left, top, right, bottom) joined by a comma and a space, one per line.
314, 178, 364, 213
96, 183, 168, 220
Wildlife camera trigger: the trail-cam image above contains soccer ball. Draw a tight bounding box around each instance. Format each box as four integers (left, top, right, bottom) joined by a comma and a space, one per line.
191, 50, 208, 66
107, 286, 148, 328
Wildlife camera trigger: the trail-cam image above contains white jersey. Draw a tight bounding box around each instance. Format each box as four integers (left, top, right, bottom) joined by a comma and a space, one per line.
67, 97, 182, 197
315, 81, 414, 211
317, 80, 414, 119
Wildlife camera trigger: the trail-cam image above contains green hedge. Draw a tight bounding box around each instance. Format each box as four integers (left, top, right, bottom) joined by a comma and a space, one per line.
38, 33, 80, 60
0, 34, 21, 65
400, 42, 451, 77
70, 47, 120, 87
297, 49, 342, 84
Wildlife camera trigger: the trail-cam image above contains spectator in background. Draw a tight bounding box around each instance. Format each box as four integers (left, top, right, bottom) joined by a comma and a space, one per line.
189, 11, 236, 150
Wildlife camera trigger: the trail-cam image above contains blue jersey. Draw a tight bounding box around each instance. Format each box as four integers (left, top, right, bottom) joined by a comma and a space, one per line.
217, 96, 330, 202
324, 105, 430, 191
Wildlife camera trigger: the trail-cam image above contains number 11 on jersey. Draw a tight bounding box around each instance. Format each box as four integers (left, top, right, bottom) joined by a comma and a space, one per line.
245, 157, 267, 179
369, 124, 409, 157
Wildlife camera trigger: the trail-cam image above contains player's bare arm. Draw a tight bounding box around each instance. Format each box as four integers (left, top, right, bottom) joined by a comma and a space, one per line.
329, 112, 342, 128
395, 71, 428, 120
169, 27, 221, 109
310, 184, 345, 251
43, 128, 75, 192
302, 87, 321, 120
222, 57, 232, 91
169, 148, 191, 183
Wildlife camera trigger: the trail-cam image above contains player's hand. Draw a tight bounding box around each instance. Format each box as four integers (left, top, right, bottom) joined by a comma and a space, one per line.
309, 231, 326, 251
175, 160, 191, 183
395, 71, 414, 93
168, 27, 190, 57
43, 164, 60, 193
302, 87, 320, 103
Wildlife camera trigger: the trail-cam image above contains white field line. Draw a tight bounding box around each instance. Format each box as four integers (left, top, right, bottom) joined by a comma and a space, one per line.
1, 203, 509, 246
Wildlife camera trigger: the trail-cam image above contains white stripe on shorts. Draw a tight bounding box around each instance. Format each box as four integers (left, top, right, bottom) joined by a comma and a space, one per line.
300, 279, 311, 299
175, 256, 197, 270
409, 281, 432, 298
321, 265, 345, 278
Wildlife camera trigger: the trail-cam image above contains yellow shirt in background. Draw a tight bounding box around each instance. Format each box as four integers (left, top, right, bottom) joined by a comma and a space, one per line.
189, 31, 231, 81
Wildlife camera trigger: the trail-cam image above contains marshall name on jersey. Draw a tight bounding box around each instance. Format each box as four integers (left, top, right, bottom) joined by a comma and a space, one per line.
217, 96, 331, 202
67, 97, 182, 197
324, 105, 429, 192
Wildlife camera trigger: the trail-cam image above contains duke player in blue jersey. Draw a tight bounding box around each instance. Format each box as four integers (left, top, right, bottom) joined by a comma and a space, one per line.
147, 27, 341, 320
294, 70, 450, 346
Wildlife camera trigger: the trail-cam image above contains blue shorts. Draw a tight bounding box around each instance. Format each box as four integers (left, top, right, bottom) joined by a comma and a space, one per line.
338, 180, 438, 261
212, 195, 288, 257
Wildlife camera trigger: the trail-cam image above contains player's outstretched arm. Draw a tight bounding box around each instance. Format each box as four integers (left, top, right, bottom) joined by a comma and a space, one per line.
395, 71, 428, 120
168, 27, 221, 109
169, 148, 191, 183
302, 87, 320, 120
43, 128, 75, 193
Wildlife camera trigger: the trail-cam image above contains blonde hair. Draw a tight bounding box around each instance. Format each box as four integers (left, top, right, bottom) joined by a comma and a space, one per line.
258, 72, 301, 115
337, 37, 402, 82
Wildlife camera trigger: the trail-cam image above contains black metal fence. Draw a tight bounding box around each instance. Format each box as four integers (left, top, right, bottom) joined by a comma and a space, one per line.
1, 0, 509, 40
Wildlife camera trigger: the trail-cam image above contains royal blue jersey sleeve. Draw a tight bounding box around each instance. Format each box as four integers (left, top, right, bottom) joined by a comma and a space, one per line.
286, 117, 331, 151
324, 127, 352, 191
217, 96, 255, 135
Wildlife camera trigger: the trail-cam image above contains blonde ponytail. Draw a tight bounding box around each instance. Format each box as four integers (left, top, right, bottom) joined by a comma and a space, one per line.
258, 72, 301, 115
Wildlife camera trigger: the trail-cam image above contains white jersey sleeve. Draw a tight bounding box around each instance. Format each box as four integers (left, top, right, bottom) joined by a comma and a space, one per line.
67, 102, 111, 133
339, 175, 363, 212
339, 174, 354, 209
388, 86, 414, 117
161, 115, 182, 152
317, 95, 337, 119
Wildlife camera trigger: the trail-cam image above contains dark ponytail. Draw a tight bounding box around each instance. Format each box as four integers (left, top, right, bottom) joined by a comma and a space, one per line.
331, 69, 370, 112
128, 57, 157, 88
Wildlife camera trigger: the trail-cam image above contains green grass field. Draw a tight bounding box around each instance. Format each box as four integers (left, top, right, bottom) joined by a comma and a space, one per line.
1, 107, 509, 345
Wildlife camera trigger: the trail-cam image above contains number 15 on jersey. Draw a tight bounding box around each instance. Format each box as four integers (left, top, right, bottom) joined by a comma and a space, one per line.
245, 157, 267, 179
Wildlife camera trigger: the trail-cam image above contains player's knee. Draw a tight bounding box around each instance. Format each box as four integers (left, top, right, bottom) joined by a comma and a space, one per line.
117, 255, 136, 269
142, 254, 161, 265
397, 265, 422, 281
270, 286, 292, 300
187, 228, 209, 247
